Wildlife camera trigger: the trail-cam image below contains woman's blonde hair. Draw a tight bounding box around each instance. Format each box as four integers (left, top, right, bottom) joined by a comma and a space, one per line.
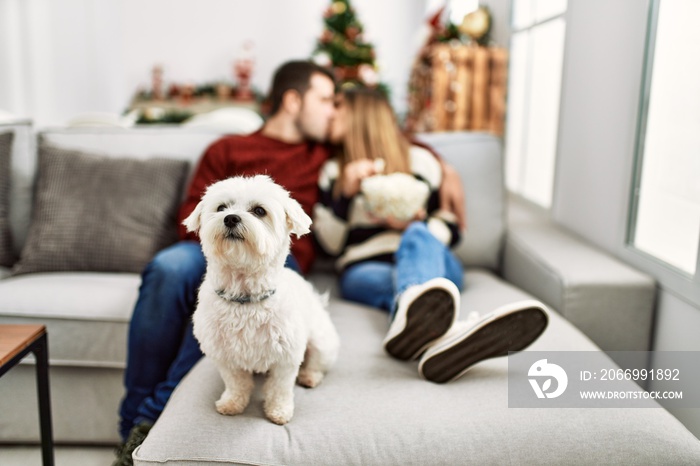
334, 88, 410, 195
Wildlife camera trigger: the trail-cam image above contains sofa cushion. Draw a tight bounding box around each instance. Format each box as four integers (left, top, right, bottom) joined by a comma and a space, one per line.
0, 272, 140, 366
0, 131, 15, 267
12, 144, 189, 275
417, 132, 505, 270
7, 128, 224, 255
133, 270, 700, 465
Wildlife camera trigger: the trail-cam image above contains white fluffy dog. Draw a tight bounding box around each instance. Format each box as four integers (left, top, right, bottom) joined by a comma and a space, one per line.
183, 175, 340, 425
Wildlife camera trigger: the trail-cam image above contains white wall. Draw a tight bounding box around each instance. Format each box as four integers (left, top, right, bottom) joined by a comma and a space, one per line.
0, 0, 430, 127
480, 0, 510, 47
553, 0, 700, 439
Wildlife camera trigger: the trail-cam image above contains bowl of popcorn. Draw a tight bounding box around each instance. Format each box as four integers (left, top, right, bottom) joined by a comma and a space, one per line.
360, 171, 430, 222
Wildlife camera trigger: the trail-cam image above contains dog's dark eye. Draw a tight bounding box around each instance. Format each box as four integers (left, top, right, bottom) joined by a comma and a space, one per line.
217, 205, 226, 212
252, 206, 266, 217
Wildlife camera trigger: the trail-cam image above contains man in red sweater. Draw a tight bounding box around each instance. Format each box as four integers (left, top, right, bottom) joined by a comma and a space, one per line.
114, 60, 467, 465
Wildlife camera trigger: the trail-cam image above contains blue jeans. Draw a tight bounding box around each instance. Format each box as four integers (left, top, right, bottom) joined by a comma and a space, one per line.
118, 241, 300, 441
339, 222, 464, 320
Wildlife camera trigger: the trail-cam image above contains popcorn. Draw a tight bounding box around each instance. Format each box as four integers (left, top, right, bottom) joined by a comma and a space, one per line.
361, 172, 430, 222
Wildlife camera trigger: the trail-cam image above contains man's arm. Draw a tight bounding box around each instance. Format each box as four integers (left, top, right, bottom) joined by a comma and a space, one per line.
408, 138, 467, 231
438, 160, 467, 231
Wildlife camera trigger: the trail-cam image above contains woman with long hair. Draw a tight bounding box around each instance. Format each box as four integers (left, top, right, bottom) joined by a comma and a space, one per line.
314, 87, 548, 383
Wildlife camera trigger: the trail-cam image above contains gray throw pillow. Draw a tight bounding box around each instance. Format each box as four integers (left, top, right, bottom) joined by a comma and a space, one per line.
0, 131, 15, 267
12, 144, 190, 275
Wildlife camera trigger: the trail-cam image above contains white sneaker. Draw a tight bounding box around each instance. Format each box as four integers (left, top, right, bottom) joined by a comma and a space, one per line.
418, 300, 549, 383
383, 277, 460, 361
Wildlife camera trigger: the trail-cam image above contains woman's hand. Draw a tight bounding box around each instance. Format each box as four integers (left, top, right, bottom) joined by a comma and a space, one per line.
341, 159, 377, 197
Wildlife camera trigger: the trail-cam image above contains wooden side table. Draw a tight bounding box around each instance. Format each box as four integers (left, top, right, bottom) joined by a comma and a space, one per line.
0, 324, 54, 466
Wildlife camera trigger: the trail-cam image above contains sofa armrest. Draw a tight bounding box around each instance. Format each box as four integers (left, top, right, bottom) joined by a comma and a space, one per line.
501, 199, 656, 352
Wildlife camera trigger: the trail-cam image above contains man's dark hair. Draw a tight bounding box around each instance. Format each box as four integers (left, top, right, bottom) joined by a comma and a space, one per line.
269, 61, 336, 115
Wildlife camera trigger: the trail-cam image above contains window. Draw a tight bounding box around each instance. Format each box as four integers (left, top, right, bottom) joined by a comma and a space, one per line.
629, 0, 700, 277
505, 0, 567, 208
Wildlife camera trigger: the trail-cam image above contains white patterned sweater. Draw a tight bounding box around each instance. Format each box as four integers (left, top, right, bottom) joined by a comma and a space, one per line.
313, 145, 460, 271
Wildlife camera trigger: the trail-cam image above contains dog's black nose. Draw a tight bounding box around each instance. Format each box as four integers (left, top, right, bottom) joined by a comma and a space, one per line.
224, 214, 241, 228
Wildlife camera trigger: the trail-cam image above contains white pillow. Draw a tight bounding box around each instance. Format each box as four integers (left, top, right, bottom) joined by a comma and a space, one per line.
183, 108, 263, 134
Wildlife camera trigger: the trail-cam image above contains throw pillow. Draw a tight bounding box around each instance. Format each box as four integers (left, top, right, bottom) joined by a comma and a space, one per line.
12, 144, 190, 275
0, 131, 15, 267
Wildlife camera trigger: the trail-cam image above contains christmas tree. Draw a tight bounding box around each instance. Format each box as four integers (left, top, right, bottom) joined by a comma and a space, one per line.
312, 0, 388, 94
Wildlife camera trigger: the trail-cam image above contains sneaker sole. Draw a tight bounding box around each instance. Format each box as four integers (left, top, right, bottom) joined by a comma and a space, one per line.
420, 307, 548, 383
384, 288, 456, 361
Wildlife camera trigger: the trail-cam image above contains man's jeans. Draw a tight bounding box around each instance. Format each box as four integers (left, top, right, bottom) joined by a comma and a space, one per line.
339, 222, 464, 320
118, 241, 300, 440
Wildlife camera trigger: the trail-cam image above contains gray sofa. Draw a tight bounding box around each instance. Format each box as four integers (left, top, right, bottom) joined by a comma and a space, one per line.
1, 121, 699, 464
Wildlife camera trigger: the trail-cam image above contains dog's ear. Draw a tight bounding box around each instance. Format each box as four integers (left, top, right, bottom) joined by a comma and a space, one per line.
284, 197, 312, 238
183, 201, 204, 233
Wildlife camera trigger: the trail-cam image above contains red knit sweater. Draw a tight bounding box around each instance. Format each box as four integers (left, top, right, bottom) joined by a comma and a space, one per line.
177, 130, 330, 274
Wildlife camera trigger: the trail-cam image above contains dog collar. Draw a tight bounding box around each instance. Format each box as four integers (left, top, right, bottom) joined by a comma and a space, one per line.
215, 288, 276, 304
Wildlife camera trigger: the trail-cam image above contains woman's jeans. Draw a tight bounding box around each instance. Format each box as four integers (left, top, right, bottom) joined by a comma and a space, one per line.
118, 241, 300, 441
339, 222, 464, 320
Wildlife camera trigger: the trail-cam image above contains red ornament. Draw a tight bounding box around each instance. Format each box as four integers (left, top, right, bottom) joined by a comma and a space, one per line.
167, 84, 181, 98
346, 26, 359, 41
321, 30, 333, 44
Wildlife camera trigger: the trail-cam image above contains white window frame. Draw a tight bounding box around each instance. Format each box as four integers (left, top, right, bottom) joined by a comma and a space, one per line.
624, 0, 700, 307
504, 0, 567, 209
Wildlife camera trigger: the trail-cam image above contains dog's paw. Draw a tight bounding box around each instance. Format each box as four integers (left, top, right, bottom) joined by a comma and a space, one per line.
297, 369, 324, 388
264, 400, 294, 425
215, 395, 248, 416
